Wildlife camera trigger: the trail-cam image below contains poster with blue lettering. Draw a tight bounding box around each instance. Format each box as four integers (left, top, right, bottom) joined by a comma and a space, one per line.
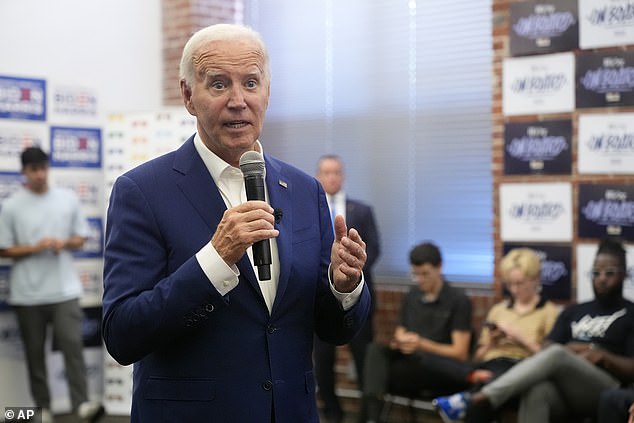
510, 0, 578, 57
49, 84, 98, 123
579, 0, 634, 49
49, 126, 101, 168
0, 172, 23, 208
577, 243, 634, 303
503, 52, 575, 116
504, 120, 571, 174
579, 184, 634, 240
500, 182, 572, 242
74, 259, 104, 308
578, 113, 634, 174
73, 217, 103, 259
50, 169, 104, 217
503, 243, 571, 300
0, 75, 46, 121
0, 121, 48, 172
576, 51, 634, 108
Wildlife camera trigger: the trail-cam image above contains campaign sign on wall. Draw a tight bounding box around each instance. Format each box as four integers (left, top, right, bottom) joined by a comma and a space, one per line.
577, 243, 634, 303
579, 0, 634, 49
0, 75, 46, 121
578, 113, 634, 174
72, 217, 103, 259
49, 84, 98, 122
49, 126, 102, 168
49, 169, 104, 217
510, 0, 578, 57
75, 259, 104, 308
504, 120, 572, 175
579, 184, 634, 240
503, 243, 572, 300
576, 51, 634, 108
500, 182, 573, 242
0, 172, 23, 207
503, 52, 575, 116
0, 121, 48, 172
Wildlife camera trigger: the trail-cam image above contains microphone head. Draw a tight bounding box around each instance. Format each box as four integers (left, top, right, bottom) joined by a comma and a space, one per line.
239, 151, 265, 177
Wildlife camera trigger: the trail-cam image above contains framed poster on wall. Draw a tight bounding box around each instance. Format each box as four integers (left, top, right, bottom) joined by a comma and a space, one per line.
579, 0, 634, 49
579, 184, 634, 240
500, 182, 573, 242
503, 52, 575, 116
510, 0, 578, 57
504, 119, 572, 175
578, 113, 634, 174
576, 51, 634, 108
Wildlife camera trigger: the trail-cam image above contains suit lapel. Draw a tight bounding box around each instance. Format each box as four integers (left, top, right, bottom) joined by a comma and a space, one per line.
173, 138, 226, 232
173, 138, 265, 304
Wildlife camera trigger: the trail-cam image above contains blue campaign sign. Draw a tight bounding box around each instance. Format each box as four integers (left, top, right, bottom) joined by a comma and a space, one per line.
504, 119, 572, 175
49, 126, 102, 168
0, 75, 46, 121
579, 184, 634, 241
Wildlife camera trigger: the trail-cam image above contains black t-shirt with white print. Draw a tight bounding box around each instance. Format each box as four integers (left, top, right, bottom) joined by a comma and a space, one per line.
546, 298, 634, 357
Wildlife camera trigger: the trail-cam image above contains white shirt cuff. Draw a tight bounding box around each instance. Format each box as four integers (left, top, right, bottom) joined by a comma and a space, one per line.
329, 265, 365, 311
196, 241, 239, 296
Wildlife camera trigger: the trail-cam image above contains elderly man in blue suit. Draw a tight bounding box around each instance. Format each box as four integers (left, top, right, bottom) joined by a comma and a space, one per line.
102, 24, 371, 423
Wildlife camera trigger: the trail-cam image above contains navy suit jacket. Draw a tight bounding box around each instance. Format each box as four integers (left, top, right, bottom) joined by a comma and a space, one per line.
102, 137, 371, 423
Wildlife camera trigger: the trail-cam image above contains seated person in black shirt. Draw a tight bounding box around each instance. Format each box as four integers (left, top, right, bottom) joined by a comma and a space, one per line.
358, 242, 489, 423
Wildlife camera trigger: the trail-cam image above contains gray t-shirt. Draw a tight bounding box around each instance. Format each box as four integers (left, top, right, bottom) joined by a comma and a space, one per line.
0, 187, 89, 305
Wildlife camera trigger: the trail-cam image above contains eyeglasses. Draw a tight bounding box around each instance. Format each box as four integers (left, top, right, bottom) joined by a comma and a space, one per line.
590, 267, 622, 278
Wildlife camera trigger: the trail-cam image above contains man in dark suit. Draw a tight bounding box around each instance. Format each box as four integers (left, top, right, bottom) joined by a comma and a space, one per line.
101, 24, 371, 423
314, 155, 381, 423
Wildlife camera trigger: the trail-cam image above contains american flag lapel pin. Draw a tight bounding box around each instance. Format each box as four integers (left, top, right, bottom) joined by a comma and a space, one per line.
278, 179, 288, 189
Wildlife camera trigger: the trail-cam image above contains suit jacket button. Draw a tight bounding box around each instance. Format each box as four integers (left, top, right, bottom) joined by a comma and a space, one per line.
205, 304, 215, 313
262, 380, 273, 391
267, 325, 276, 334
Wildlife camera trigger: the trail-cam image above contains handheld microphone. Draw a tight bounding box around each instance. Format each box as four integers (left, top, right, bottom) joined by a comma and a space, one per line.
239, 151, 271, 281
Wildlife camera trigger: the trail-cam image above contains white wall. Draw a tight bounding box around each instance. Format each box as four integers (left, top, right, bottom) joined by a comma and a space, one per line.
0, 0, 163, 115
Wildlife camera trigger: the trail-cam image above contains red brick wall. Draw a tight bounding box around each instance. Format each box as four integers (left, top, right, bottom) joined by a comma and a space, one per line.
161, 0, 244, 105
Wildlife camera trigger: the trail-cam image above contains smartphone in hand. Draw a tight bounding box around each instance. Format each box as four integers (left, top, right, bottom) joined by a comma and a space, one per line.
483, 320, 498, 330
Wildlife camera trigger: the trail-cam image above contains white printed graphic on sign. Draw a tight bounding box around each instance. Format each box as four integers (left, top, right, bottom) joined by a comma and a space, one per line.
500, 182, 572, 241
580, 0, 634, 49
503, 52, 575, 116
578, 113, 634, 174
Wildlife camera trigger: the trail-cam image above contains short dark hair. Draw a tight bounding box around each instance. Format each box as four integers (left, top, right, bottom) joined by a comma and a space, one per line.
409, 242, 442, 267
21, 147, 48, 167
597, 237, 627, 272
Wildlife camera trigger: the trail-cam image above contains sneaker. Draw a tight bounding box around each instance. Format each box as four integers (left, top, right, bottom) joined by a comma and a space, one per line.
41, 408, 54, 423
433, 391, 469, 422
77, 401, 105, 423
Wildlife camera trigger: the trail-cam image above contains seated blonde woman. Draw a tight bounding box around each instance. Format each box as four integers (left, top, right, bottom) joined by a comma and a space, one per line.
435, 248, 561, 423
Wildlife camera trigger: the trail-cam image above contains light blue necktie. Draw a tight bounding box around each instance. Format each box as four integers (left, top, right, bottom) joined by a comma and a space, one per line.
330, 205, 336, 234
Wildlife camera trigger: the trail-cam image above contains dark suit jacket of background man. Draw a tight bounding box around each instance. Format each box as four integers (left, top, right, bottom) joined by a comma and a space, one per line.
101, 137, 371, 423
314, 197, 380, 416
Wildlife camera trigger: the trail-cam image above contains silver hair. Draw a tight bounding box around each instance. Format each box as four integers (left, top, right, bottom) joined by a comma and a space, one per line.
179, 23, 270, 88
